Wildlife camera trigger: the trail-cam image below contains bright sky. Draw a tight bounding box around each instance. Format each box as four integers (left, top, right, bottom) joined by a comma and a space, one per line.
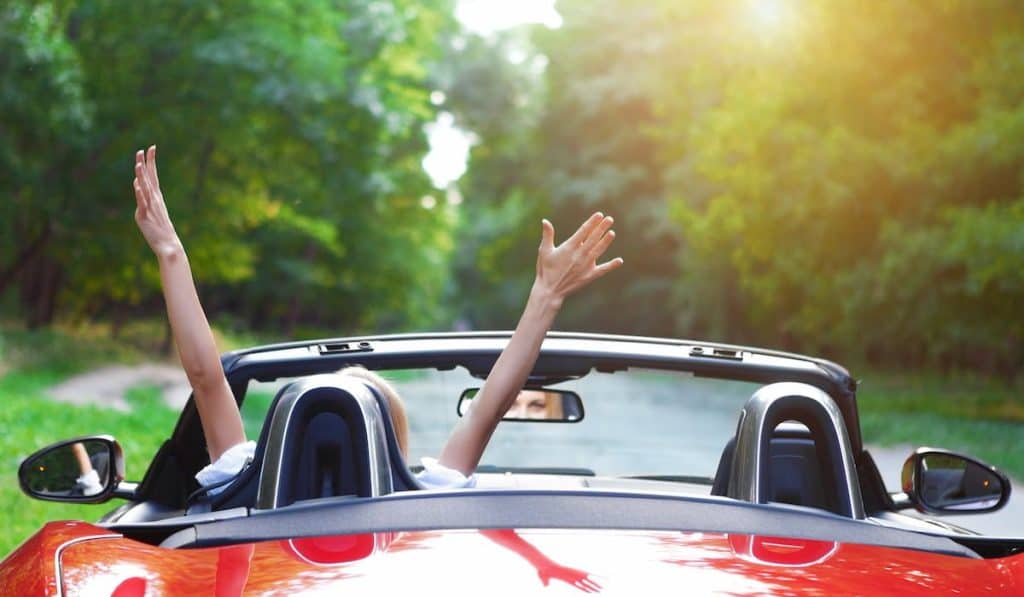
455, 0, 563, 35
422, 0, 562, 190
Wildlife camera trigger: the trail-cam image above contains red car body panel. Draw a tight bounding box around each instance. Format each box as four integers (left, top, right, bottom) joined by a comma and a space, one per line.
3, 521, 1022, 595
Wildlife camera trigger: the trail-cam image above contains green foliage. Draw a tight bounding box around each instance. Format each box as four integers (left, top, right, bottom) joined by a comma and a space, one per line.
433, 31, 549, 327
454, 0, 1024, 370
4, 0, 1024, 371
841, 201, 1024, 368
441, 14, 682, 332
653, 0, 1024, 367
531, 2, 681, 333
0, 323, 150, 375
1, 0, 457, 334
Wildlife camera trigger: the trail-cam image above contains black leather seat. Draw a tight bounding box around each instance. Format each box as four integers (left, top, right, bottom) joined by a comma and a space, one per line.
274, 386, 371, 506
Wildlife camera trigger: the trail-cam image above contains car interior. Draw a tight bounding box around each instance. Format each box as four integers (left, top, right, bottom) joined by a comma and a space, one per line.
179, 370, 861, 518
82, 368, 1021, 560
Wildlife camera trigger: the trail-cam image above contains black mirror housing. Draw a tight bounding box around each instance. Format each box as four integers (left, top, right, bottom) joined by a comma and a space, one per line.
18, 435, 125, 504
901, 448, 1011, 515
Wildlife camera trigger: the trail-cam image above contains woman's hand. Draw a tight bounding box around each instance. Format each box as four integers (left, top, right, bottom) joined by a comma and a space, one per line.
133, 145, 182, 258
534, 212, 623, 307
437, 212, 623, 475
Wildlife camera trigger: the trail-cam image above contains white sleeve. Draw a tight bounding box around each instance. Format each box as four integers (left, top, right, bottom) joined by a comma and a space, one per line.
75, 469, 103, 495
416, 457, 477, 489
195, 441, 257, 495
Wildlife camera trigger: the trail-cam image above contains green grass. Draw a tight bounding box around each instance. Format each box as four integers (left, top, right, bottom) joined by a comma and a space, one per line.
855, 369, 1024, 478
0, 320, 295, 559
860, 411, 1024, 478
240, 390, 275, 440
0, 371, 178, 558
855, 369, 1024, 422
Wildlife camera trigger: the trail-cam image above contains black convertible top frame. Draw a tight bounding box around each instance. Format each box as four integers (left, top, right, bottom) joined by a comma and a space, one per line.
134, 332, 865, 509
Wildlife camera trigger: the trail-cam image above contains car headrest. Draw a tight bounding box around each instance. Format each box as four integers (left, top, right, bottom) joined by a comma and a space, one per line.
711, 427, 835, 514
255, 374, 396, 509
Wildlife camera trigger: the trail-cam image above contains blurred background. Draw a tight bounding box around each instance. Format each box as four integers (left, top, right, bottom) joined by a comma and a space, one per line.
1, 0, 1022, 552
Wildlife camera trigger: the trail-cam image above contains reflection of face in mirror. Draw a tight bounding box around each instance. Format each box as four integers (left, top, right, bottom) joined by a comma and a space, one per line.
919, 453, 1003, 511
506, 390, 564, 420
26, 440, 109, 498
459, 388, 583, 422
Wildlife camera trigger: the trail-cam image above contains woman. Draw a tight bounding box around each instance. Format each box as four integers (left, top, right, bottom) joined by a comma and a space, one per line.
132, 145, 622, 490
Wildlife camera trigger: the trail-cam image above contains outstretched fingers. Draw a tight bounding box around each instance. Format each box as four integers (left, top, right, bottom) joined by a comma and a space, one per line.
592, 255, 624, 279
135, 147, 164, 208
582, 216, 615, 254
564, 212, 604, 248
138, 152, 155, 196
588, 225, 616, 258
590, 223, 623, 277
133, 150, 150, 212
133, 145, 169, 231
135, 162, 153, 206
584, 217, 622, 283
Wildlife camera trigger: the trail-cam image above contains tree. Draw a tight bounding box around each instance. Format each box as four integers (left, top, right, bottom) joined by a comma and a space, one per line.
1, 0, 458, 335
435, 31, 548, 328
486, 0, 1024, 370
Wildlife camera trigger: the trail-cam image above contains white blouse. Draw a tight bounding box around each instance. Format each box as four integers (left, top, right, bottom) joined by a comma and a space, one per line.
195, 441, 475, 496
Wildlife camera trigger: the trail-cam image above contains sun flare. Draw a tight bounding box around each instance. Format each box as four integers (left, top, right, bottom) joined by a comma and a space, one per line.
750, 0, 790, 29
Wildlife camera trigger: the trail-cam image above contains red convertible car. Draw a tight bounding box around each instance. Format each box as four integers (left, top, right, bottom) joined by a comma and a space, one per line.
4, 332, 1023, 595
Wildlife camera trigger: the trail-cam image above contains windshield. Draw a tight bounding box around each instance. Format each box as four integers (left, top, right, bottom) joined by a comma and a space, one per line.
246, 368, 762, 480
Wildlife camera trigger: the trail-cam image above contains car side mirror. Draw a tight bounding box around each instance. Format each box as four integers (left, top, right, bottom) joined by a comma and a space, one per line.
901, 448, 1010, 514
18, 436, 125, 504
458, 388, 584, 422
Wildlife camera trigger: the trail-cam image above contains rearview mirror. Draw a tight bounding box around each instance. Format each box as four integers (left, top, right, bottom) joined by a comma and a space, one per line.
458, 388, 584, 422
18, 436, 124, 503
901, 448, 1010, 514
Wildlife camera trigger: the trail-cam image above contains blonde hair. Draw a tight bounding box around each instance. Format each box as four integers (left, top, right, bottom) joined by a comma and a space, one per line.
338, 366, 410, 459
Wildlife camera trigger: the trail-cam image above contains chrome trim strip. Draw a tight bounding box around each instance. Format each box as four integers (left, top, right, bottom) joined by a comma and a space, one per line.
729, 382, 864, 519
256, 375, 393, 509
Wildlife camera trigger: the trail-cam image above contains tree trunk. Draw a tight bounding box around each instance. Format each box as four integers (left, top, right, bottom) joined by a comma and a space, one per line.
20, 249, 63, 328
0, 220, 51, 297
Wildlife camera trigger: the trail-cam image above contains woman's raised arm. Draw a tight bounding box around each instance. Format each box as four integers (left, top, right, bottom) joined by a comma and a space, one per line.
133, 145, 246, 461
437, 213, 623, 475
